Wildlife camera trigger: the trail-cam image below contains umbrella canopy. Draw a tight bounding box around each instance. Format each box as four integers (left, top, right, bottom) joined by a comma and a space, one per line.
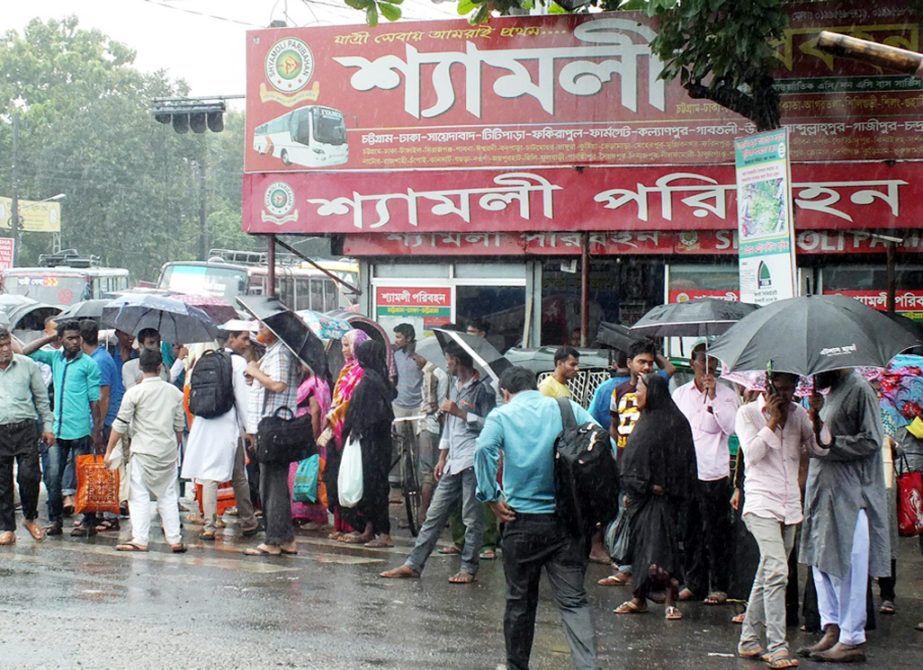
170, 293, 239, 325
883, 312, 923, 343
56, 299, 111, 321
630, 298, 760, 338
295, 309, 352, 341
878, 354, 923, 436
595, 321, 648, 351
325, 310, 397, 384
708, 294, 922, 376
432, 328, 511, 384
237, 295, 327, 377
102, 293, 218, 344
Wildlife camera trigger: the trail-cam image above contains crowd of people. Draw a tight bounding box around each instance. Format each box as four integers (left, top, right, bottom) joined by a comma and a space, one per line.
0, 314, 921, 669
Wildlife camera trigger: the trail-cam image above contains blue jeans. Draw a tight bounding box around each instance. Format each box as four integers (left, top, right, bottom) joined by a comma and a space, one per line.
43, 436, 97, 527
405, 467, 483, 575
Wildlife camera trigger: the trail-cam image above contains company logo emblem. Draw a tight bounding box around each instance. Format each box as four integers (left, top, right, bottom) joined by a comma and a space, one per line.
266, 38, 314, 93
758, 261, 772, 288
261, 182, 299, 226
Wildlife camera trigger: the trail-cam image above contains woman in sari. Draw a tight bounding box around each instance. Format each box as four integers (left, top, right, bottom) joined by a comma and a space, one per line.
341, 339, 396, 547
615, 372, 697, 620
321, 328, 370, 540
288, 363, 332, 530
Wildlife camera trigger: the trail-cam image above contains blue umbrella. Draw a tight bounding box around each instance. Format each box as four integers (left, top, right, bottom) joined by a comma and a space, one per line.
102, 293, 218, 344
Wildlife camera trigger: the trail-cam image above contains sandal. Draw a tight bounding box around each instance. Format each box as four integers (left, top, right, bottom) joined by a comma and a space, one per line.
879, 600, 896, 615
365, 537, 394, 548
677, 588, 696, 601
732, 612, 747, 624
170, 543, 188, 553
115, 542, 149, 552
598, 572, 631, 587
338, 533, 373, 544
704, 591, 728, 605
665, 606, 683, 620
243, 544, 282, 556
95, 519, 120, 532
437, 545, 461, 555
614, 600, 648, 614
737, 643, 766, 658
765, 651, 799, 669
479, 548, 497, 560
379, 565, 420, 579
448, 570, 476, 584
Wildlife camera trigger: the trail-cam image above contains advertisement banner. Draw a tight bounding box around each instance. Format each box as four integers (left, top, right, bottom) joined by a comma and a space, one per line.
0, 197, 62, 233
374, 286, 452, 335
668, 289, 741, 303
0, 238, 14, 270
245, 2, 921, 173
735, 128, 797, 305
826, 290, 923, 320
245, 161, 915, 235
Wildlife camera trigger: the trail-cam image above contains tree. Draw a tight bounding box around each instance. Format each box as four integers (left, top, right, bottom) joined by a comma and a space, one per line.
0, 16, 248, 281
345, 0, 792, 131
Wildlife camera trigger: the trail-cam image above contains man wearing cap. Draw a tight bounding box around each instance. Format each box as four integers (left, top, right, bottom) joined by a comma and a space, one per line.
672, 340, 739, 604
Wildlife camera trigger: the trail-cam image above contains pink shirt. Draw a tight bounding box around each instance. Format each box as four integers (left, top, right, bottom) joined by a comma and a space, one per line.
672, 380, 739, 481
735, 396, 825, 525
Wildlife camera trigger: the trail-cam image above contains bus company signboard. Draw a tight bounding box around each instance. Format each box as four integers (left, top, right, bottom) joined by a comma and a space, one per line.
245, 1, 920, 175
0, 238, 13, 270
244, 161, 917, 235
374, 286, 452, 330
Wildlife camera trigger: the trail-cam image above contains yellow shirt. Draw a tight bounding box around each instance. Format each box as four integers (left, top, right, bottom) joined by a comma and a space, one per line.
538, 375, 572, 399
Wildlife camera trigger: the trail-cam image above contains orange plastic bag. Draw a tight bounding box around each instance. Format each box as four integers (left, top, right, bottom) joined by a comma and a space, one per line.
75, 453, 121, 515
194, 481, 237, 516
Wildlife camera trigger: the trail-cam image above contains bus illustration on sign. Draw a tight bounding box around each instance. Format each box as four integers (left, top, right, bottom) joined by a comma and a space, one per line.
252, 105, 348, 168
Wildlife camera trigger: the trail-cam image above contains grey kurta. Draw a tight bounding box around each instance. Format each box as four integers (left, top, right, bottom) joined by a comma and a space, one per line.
799, 371, 890, 578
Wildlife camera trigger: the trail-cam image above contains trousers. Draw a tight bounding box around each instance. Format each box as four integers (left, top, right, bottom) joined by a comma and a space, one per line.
814, 509, 870, 646
0, 420, 40, 531
129, 457, 182, 546
202, 440, 258, 533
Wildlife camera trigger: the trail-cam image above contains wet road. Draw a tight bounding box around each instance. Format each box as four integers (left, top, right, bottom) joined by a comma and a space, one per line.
1, 505, 922, 670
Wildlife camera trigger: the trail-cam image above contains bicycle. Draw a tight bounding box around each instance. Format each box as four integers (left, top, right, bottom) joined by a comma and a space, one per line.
391, 415, 425, 537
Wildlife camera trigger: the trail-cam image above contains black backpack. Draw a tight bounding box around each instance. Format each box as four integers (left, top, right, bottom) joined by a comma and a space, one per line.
188, 350, 236, 419
553, 397, 620, 538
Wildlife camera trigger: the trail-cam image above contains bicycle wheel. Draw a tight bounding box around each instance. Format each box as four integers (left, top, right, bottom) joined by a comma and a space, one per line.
402, 445, 422, 537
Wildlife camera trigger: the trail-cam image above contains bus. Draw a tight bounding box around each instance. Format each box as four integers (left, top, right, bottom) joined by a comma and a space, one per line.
157, 253, 359, 312
1, 251, 130, 306
252, 105, 348, 168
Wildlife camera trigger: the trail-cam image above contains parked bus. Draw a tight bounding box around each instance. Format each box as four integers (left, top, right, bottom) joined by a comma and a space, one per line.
252, 105, 348, 168
157, 252, 358, 312
1, 250, 130, 306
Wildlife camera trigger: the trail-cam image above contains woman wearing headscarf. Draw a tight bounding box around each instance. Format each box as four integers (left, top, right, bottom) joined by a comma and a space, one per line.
288, 363, 332, 530
615, 372, 697, 620
321, 328, 369, 540
341, 339, 397, 547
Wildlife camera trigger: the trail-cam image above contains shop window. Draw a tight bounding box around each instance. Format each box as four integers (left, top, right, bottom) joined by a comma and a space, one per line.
456, 285, 526, 351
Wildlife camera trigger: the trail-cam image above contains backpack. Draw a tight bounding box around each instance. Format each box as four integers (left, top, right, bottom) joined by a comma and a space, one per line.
553, 397, 620, 538
188, 350, 236, 419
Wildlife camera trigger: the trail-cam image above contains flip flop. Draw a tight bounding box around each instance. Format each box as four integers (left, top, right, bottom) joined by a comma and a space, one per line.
365, 538, 394, 548
665, 606, 683, 620
448, 571, 476, 584
115, 542, 149, 552
879, 600, 896, 615
598, 573, 631, 587
243, 545, 282, 556
614, 600, 648, 614
479, 549, 496, 560
737, 643, 766, 658
765, 651, 799, 669
379, 566, 420, 579
705, 591, 728, 605
437, 545, 461, 555
677, 588, 696, 601
280, 546, 298, 555
732, 612, 747, 624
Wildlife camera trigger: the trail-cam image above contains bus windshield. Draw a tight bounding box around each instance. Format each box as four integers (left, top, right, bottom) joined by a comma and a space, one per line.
313, 108, 346, 145
159, 264, 248, 302
3, 273, 89, 306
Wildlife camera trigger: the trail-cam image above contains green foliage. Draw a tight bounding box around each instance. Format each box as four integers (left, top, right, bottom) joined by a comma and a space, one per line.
0, 16, 250, 282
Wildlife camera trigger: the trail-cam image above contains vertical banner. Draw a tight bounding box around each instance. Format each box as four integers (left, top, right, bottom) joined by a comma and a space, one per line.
0, 238, 15, 270
735, 128, 797, 305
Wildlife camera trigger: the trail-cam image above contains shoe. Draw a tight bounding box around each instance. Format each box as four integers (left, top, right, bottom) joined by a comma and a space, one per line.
23, 520, 46, 541
797, 624, 840, 657
70, 525, 98, 537
45, 522, 63, 536
812, 642, 866, 663
199, 530, 216, 541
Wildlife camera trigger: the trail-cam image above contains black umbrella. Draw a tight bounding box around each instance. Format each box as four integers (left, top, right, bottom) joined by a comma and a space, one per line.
238, 295, 327, 377
102, 293, 218, 343
57, 299, 111, 321
432, 328, 511, 383
594, 321, 648, 351
630, 298, 760, 338
884, 311, 923, 343
707, 294, 922, 376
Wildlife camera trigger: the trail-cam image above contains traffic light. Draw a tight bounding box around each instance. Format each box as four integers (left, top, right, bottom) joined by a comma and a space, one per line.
151, 97, 226, 134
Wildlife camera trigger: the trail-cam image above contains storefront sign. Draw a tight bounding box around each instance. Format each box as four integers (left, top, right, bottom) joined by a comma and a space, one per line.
0, 237, 14, 270
246, 161, 916, 235
735, 128, 797, 305
374, 286, 452, 331
825, 290, 923, 319
245, 2, 921, 173
668, 289, 740, 303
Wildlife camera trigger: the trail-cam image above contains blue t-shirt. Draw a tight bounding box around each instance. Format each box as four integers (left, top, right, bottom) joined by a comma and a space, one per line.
91, 346, 122, 427
29, 349, 101, 440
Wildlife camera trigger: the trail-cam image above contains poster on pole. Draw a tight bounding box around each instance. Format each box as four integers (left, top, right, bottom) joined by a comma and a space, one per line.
735, 128, 797, 305
0, 238, 14, 270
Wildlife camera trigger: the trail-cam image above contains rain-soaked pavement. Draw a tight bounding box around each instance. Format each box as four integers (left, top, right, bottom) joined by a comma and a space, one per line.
1, 501, 922, 670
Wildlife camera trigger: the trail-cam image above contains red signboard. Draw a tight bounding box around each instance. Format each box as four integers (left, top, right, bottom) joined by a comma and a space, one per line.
0, 238, 14, 270
244, 161, 917, 235
825, 290, 923, 315
668, 289, 740, 303
245, 1, 921, 173
375, 286, 451, 308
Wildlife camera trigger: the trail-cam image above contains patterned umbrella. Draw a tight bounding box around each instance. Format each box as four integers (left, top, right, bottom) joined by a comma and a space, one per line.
878, 354, 923, 436
295, 309, 352, 341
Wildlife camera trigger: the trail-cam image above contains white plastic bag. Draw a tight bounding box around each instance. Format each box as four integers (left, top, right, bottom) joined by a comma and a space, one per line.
337, 434, 363, 508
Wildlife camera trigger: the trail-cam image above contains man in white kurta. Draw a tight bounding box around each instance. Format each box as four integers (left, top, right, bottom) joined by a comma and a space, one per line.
105, 349, 186, 552
181, 329, 257, 540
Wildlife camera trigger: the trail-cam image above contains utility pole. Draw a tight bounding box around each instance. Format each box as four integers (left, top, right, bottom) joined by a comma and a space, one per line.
196, 139, 208, 261
10, 109, 20, 266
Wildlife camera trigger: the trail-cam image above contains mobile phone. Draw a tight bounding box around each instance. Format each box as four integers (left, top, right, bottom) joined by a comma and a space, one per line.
766, 360, 777, 396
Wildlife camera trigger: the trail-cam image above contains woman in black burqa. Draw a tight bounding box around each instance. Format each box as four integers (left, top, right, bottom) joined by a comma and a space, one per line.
614, 372, 697, 620
341, 339, 396, 548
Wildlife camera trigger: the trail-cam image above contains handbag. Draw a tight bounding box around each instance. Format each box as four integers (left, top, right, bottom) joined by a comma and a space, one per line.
604, 506, 631, 565
293, 454, 320, 503
337, 433, 364, 508
256, 406, 315, 465
75, 453, 121, 515
896, 452, 923, 537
